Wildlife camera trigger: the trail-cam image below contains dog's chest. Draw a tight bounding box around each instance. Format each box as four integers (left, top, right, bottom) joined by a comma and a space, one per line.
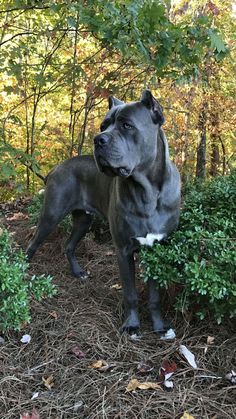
121, 210, 164, 243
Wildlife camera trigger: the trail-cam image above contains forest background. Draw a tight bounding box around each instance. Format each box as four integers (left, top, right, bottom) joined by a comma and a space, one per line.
0, 0, 235, 200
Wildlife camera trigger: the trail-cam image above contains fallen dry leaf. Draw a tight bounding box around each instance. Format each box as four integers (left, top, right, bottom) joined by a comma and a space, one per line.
160, 360, 177, 378
137, 360, 154, 374
110, 283, 122, 290
42, 375, 54, 390
179, 345, 198, 369
126, 378, 162, 392
88, 359, 115, 372
207, 336, 215, 345
180, 412, 195, 419
71, 346, 86, 358
20, 408, 40, 419
89, 360, 104, 369
49, 311, 58, 319
7, 212, 28, 221
160, 360, 177, 389
204, 336, 215, 354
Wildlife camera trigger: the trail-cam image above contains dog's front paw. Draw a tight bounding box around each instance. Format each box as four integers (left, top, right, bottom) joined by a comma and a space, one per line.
120, 311, 140, 334
159, 328, 176, 340
152, 318, 175, 339
72, 267, 89, 281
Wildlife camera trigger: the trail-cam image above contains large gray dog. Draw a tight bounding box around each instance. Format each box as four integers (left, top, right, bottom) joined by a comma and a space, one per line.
27, 90, 181, 337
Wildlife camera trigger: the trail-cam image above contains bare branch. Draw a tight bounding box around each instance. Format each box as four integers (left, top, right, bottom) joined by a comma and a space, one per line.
0, 31, 37, 47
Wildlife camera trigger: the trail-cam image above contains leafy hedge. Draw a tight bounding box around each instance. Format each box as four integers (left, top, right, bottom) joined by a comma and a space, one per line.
0, 226, 56, 331
140, 172, 236, 323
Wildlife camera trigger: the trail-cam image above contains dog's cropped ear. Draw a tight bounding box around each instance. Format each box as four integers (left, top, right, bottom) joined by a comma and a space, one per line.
108, 96, 124, 109
141, 90, 165, 125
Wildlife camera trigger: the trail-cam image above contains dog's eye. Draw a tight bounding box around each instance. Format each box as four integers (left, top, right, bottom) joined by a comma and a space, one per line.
100, 124, 105, 132
123, 122, 133, 130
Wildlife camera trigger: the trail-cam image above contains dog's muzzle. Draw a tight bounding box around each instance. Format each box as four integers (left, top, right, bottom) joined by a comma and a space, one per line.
94, 133, 131, 178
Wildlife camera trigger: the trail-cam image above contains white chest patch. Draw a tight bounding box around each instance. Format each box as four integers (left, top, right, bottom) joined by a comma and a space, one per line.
136, 233, 165, 246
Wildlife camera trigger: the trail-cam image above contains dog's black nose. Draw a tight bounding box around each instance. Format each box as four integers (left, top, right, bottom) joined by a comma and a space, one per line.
94, 134, 110, 146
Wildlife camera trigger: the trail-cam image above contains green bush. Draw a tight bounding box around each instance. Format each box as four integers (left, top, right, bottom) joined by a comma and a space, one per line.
0, 226, 57, 331
140, 172, 236, 323
27, 192, 44, 226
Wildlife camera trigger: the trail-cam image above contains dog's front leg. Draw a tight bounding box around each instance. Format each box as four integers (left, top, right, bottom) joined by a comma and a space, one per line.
148, 278, 171, 334
117, 250, 140, 333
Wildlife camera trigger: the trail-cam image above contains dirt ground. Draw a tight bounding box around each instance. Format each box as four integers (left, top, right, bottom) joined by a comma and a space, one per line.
0, 200, 235, 419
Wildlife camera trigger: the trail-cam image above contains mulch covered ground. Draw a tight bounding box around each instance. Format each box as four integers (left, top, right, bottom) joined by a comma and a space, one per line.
0, 200, 235, 419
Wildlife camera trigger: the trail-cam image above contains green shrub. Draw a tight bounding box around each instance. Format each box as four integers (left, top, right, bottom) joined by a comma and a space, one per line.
0, 226, 57, 331
27, 192, 45, 226
140, 172, 236, 323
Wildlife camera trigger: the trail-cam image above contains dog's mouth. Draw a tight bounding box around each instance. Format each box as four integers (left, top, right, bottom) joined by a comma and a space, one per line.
97, 157, 131, 178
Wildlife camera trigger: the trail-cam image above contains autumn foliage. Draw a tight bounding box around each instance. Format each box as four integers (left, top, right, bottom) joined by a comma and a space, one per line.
0, 0, 235, 198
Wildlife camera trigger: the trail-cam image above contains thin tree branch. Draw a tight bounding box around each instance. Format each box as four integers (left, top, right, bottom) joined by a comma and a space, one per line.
0, 31, 37, 47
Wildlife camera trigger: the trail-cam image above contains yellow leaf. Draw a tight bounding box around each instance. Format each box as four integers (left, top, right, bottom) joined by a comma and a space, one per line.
42, 375, 54, 390
126, 378, 139, 391
126, 378, 162, 392
180, 412, 195, 419
138, 381, 162, 390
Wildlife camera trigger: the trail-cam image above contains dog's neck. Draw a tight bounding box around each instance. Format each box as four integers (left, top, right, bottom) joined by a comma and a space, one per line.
116, 128, 170, 216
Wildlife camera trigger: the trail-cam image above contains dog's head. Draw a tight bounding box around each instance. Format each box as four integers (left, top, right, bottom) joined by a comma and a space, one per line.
93, 90, 165, 178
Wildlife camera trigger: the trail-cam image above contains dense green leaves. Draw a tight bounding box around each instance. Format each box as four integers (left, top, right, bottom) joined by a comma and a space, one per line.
140, 172, 236, 323
0, 226, 57, 331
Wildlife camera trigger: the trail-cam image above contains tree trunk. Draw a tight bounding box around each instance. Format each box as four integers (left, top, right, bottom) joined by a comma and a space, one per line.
196, 101, 208, 179
69, 12, 79, 157
210, 135, 220, 176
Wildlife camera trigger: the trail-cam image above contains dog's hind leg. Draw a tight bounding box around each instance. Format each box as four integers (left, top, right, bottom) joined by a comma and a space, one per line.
26, 185, 71, 260
26, 206, 67, 261
66, 210, 92, 279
